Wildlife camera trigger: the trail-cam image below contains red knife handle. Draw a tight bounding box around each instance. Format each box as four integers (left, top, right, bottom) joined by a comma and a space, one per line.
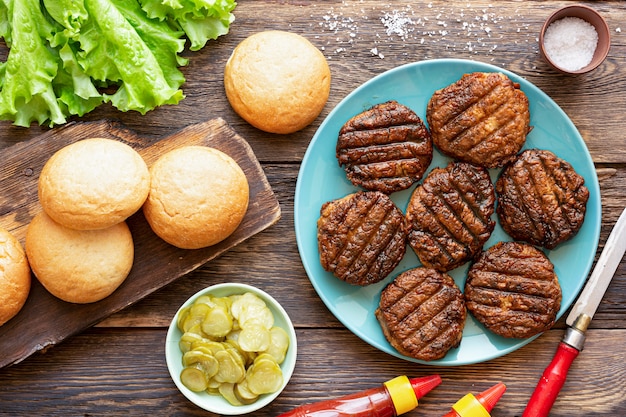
522, 342, 580, 417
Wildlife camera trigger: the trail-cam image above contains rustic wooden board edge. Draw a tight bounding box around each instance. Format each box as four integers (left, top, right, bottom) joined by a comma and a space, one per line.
0, 118, 281, 368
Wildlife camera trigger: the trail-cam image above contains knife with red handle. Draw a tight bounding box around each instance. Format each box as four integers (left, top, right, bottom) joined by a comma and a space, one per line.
522, 207, 626, 417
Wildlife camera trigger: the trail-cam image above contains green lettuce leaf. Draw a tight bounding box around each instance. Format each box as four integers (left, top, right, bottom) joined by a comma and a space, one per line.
0, 0, 68, 127
140, 0, 236, 51
76, 0, 186, 113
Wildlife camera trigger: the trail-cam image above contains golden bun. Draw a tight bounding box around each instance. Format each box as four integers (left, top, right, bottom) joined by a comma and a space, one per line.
224, 30, 331, 134
25, 212, 134, 304
38, 138, 150, 231
0, 227, 31, 326
143, 146, 249, 249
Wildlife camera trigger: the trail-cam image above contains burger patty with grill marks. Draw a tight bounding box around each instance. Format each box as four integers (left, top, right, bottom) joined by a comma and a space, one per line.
464, 241, 562, 339
337, 100, 433, 194
427, 72, 530, 168
375, 267, 466, 361
405, 161, 496, 272
317, 191, 407, 286
496, 148, 589, 249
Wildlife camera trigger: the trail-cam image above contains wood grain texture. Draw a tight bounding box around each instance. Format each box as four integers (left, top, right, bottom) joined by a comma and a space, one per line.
0, 119, 280, 368
1, 1, 625, 416
0, 328, 623, 416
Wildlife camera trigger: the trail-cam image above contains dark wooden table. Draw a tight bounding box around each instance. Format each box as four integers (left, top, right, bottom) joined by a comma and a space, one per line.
1, 1, 625, 416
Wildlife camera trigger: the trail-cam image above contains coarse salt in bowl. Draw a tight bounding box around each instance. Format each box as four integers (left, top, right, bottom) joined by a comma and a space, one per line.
539, 5, 610, 74
165, 283, 298, 415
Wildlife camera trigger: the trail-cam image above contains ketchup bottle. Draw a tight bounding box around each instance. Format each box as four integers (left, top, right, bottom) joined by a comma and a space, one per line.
441, 382, 506, 417
277, 375, 441, 417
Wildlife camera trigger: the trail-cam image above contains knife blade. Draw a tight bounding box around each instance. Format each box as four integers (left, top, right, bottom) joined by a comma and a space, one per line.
522, 207, 626, 417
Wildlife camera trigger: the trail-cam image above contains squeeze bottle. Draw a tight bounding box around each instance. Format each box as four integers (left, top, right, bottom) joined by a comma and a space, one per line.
441, 382, 506, 417
277, 374, 442, 417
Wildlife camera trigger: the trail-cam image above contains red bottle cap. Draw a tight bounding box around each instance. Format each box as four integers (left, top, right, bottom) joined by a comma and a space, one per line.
443, 382, 506, 417
384, 375, 442, 415
476, 382, 507, 413
410, 374, 443, 399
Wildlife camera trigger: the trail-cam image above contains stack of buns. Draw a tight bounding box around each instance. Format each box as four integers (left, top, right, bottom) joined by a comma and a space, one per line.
12, 138, 249, 311
26, 138, 148, 304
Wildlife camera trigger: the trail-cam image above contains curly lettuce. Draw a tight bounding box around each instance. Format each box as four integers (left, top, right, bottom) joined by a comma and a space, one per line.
140, 0, 237, 51
0, 0, 236, 127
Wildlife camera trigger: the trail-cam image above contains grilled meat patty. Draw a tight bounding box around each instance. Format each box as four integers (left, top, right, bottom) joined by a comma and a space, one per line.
405, 161, 496, 272
337, 100, 433, 194
317, 191, 407, 286
496, 148, 589, 249
375, 267, 466, 361
427, 72, 530, 168
465, 241, 562, 339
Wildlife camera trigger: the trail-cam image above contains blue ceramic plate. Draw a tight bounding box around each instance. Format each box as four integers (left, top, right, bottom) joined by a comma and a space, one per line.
294, 59, 601, 366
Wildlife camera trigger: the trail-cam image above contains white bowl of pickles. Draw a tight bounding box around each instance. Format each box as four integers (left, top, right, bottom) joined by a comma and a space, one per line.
165, 283, 297, 415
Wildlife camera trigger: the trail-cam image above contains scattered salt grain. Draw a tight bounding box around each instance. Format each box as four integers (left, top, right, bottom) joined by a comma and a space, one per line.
543, 17, 598, 71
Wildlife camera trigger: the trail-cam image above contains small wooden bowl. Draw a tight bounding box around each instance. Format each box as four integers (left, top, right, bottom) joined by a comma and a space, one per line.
539, 5, 610, 75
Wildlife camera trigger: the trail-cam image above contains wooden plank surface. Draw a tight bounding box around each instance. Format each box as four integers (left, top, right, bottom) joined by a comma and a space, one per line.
1, 1, 625, 416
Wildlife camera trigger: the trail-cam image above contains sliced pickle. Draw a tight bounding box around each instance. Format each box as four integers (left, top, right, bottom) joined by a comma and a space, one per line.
238, 303, 274, 329
214, 350, 245, 384
264, 326, 290, 364
207, 377, 222, 391
179, 332, 207, 354
182, 303, 211, 332
231, 292, 266, 321
180, 364, 209, 392
190, 340, 225, 356
182, 351, 219, 378
176, 306, 191, 332
201, 305, 233, 339
235, 379, 259, 404
238, 323, 271, 352
246, 358, 283, 395
219, 382, 243, 406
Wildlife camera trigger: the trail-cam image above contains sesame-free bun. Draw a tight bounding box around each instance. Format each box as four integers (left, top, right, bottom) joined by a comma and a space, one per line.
25, 212, 134, 304
38, 138, 150, 230
224, 30, 331, 134
143, 146, 249, 249
0, 227, 31, 326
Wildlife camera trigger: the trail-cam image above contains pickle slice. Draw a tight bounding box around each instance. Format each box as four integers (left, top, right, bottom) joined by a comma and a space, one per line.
238, 303, 274, 329
176, 306, 191, 332
214, 350, 245, 384
219, 383, 243, 406
182, 351, 219, 378
179, 332, 207, 354
264, 326, 290, 364
201, 305, 233, 339
235, 379, 259, 404
246, 357, 283, 395
231, 292, 266, 321
238, 323, 271, 352
180, 365, 209, 392
182, 303, 211, 333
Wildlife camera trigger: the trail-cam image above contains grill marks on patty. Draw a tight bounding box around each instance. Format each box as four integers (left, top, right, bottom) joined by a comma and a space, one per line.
465, 241, 561, 339
376, 268, 466, 361
406, 162, 496, 272
496, 149, 589, 249
427, 72, 530, 168
337, 101, 433, 194
317, 191, 407, 286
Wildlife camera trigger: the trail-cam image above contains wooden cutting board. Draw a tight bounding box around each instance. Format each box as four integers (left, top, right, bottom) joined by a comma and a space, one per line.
0, 118, 281, 368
